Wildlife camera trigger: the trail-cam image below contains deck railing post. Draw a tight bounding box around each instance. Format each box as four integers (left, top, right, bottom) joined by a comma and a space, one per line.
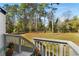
35, 40, 37, 47
48, 43, 50, 56
38, 42, 40, 50
40, 42, 42, 55
63, 45, 66, 56
41, 42, 44, 56
45, 45, 47, 56
56, 44, 59, 56
59, 44, 63, 56
52, 44, 54, 56
66, 45, 69, 56
18, 37, 21, 53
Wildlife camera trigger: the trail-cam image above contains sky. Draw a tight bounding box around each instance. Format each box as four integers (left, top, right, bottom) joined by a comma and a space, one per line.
0, 3, 79, 21
46, 3, 79, 22
55, 3, 79, 21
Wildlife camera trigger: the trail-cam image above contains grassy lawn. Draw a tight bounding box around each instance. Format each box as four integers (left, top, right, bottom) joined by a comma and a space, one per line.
21, 33, 79, 45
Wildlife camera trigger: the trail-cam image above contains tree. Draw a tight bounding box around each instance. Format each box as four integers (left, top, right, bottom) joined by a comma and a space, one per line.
4, 3, 60, 33
4, 4, 15, 33
14, 19, 25, 33
53, 18, 59, 32
6, 15, 14, 33
46, 3, 58, 32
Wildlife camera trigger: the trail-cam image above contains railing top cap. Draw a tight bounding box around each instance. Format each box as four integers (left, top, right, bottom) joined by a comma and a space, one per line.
33, 37, 69, 44
4, 33, 21, 37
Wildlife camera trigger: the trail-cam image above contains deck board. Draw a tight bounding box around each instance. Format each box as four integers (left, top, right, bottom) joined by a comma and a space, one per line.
15, 51, 32, 56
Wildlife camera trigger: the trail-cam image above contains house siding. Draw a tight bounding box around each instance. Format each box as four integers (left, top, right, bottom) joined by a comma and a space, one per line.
0, 12, 6, 50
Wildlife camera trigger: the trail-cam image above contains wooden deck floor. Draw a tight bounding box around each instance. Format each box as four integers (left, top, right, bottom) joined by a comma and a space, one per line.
15, 51, 32, 56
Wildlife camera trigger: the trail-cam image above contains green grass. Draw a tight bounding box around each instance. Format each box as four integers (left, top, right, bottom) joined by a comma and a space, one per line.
21, 33, 79, 45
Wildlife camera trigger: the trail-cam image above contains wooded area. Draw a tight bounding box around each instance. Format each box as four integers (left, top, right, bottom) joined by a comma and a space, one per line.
3, 3, 79, 33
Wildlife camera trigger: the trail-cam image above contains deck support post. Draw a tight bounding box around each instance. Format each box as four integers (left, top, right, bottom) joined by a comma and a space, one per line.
18, 37, 21, 53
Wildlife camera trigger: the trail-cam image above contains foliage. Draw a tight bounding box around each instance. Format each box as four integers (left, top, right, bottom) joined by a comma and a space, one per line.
4, 3, 79, 33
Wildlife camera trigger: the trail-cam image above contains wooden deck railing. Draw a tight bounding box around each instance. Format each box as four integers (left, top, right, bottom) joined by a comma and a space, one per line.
33, 38, 79, 56
3, 34, 79, 56
4, 34, 34, 54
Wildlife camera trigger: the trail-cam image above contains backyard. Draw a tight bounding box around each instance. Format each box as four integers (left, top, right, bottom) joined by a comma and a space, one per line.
0, 3, 79, 56
21, 33, 79, 45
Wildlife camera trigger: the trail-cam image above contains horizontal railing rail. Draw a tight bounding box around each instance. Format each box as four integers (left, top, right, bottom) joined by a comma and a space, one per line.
33, 38, 79, 56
